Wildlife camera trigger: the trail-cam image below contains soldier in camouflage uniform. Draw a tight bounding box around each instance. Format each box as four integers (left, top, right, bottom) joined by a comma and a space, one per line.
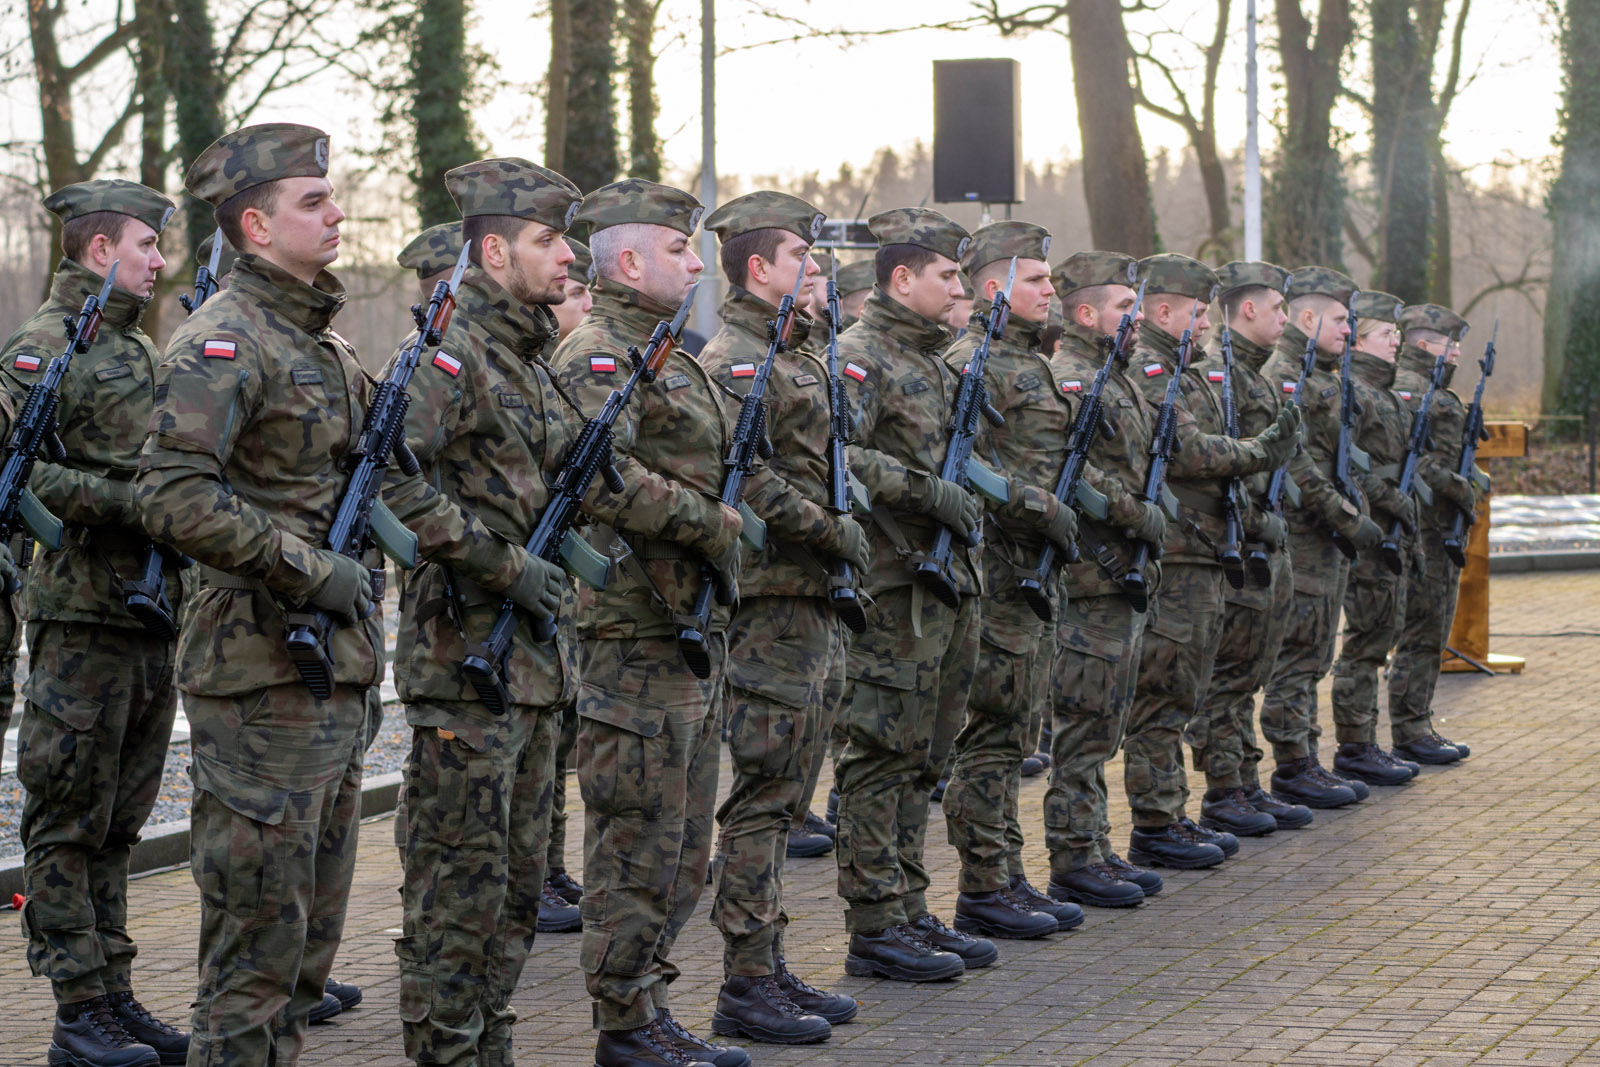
136, 123, 561, 1067
696, 192, 867, 1045
1258, 268, 1386, 810
547, 179, 747, 1067
1328, 292, 1428, 787
1121, 254, 1301, 869
938, 223, 1086, 939
1190, 262, 1313, 834
831, 207, 995, 982
3, 179, 186, 1067
551, 237, 596, 342
387, 157, 590, 1067
397, 222, 465, 298
1389, 304, 1476, 765
835, 260, 875, 331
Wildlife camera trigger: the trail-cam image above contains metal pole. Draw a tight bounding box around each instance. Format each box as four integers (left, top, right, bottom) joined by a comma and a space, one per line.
1244, 0, 1262, 260
696, 0, 718, 336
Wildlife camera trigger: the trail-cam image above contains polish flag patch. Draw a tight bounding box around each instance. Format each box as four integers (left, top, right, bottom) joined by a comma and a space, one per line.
1143, 363, 1164, 378
1398, 390, 1413, 400
1061, 380, 1083, 393
589, 355, 617, 374
432, 351, 462, 377
1207, 370, 1226, 382
843, 362, 868, 382
730, 363, 756, 378
202, 340, 236, 360
12, 353, 41, 372
1282, 381, 1297, 393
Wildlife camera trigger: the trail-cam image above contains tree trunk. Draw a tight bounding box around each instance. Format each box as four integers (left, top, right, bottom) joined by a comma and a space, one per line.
1545, 0, 1600, 413
410, 0, 481, 227
622, 0, 660, 181
545, 0, 571, 172
564, 0, 620, 194
1266, 0, 1354, 268
134, 0, 169, 337
1066, 0, 1156, 256
166, 0, 226, 260
1370, 0, 1436, 302
1429, 142, 1452, 305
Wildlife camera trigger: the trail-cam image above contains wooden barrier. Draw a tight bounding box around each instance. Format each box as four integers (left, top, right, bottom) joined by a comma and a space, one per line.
1441, 421, 1526, 674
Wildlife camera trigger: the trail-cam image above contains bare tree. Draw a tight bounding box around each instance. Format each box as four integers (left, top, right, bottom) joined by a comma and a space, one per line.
545, 0, 570, 171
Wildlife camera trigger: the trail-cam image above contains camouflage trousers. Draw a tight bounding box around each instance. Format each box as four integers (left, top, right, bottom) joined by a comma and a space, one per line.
17, 621, 176, 1006
577, 634, 725, 1032
1331, 538, 1412, 746
1261, 529, 1350, 763
712, 596, 847, 975
943, 600, 1049, 894
0, 572, 21, 750
547, 704, 579, 874
395, 700, 561, 1066
1044, 594, 1145, 877
1198, 547, 1293, 790
1388, 530, 1460, 744
1124, 563, 1224, 828
834, 586, 979, 934
185, 682, 367, 1067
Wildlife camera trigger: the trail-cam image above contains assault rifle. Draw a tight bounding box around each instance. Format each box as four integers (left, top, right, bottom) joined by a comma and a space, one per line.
1122, 302, 1198, 612
912, 257, 1015, 610
1216, 323, 1248, 590
1331, 298, 1367, 559
1379, 349, 1448, 575
178, 227, 224, 313
821, 260, 868, 634
1014, 279, 1144, 620
284, 244, 469, 697
675, 269, 806, 678
1443, 321, 1496, 567
462, 285, 695, 713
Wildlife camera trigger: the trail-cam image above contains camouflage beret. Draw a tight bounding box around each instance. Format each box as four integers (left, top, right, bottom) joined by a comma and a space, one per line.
704, 191, 825, 245
1351, 290, 1404, 323
961, 221, 1051, 275
1139, 253, 1220, 302
186, 122, 331, 207
1286, 265, 1358, 305
837, 260, 876, 295
576, 178, 703, 236
1051, 251, 1138, 297
1398, 303, 1469, 341
566, 238, 595, 285
43, 180, 174, 234
196, 230, 239, 277
396, 222, 464, 278
867, 207, 970, 263
445, 157, 582, 231
1217, 260, 1292, 297
810, 250, 836, 277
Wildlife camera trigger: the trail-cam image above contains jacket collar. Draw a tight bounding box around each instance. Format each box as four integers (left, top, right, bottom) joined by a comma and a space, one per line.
229, 253, 347, 335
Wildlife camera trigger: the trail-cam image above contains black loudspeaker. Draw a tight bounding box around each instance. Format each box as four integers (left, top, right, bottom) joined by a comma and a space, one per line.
933, 58, 1023, 205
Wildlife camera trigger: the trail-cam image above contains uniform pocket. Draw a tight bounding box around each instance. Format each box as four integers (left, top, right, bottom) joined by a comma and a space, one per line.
394, 934, 432, 1023
575, 716, 664, 819
16, 667, 105, 809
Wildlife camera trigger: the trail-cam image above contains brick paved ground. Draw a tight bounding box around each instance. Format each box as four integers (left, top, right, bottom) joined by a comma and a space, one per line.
2, 571, 1598, 1067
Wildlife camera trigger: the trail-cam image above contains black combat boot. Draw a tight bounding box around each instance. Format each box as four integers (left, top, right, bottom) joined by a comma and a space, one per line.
1334, 742, 1415, 786
48, 996, 159, 1067
547, 866, 584, 904
1178, 817, 1238, 857
712, 975, 831, 1045
659, 1007, 752, 1066
774, 955, 858, 1025
908, 913, 999, 968
1434, 733, 1470, 758
930, 777, 949, 803
825, 786, 839, 825
1127, 824, 1226, 869
1049, 863, 1145, 909
1394, 733, 1463, 764
1243, 785, 1314, 829
1102, 852, 1164, 896
1312, 757, 1369, 800
802, 811, 836, 842
785, 824, 833, 858
1006, 874, 1085, 930
1199, 788, 1278, 837
595, 1019, 717, 1067
844, 924, 965, 982
953, 889, 1058, 940
1271, 757, 1358, 808
1019, 754, 1046, 778
104, 993, 185, 1066
536, 882, 582, 932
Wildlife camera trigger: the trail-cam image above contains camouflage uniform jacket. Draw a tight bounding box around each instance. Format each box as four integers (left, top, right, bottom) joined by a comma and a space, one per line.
1132, 325, 1274, 566
1348, 351, 1414, 529
699, 286, 843, 599
837, 288, 979, 597
388, 267, 581, 713
1395, 343, 1469, 532
137, 253, 528, 695
0, 257, 180, 627
550, 279, 738, 640
1050, 326, 1154, 599
1261, 325, 1369, 539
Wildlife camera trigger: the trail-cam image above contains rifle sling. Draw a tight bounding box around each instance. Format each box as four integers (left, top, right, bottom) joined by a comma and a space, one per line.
1167, 484, 1226, 520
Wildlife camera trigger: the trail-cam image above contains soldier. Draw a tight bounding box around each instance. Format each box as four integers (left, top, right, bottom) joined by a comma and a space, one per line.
397, 221, 465, 297
1120, 254, 1300, 869
835, 260, 875, 330
831, 207, 993, 982
136, 123, 560, 1067
1258, 268, 1386, 810
944, 271, 976, 334
4, 179, 185, 1067
697, 192, 868, 1045
547, 178, 744, 1067
553, 237, 596, 339
1328, 292, 1426, 786
1040, 252, 1166, 908
387, 157, 592, 1066
1389, 304, 1476, 764
1190, 262, 1313, 834
939, 223, 1084, 940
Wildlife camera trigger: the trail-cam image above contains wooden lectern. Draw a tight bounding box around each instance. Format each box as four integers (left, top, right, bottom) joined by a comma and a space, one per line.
1441, 421, 1526, 674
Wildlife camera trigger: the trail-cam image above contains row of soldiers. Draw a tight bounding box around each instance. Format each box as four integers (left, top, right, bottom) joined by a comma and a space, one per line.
3, 120, 1479, 1067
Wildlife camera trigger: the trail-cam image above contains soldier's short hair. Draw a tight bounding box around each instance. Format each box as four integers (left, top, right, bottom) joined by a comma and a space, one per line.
875, 244, 940, 288
589, 222, 657, 284
1068, 283, 1122, 323
215, 182, 283, 252
463, 213, 534, 267
1221, 285, 1278, 321
720, 227, 787, 288
60, 211, 131, 262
